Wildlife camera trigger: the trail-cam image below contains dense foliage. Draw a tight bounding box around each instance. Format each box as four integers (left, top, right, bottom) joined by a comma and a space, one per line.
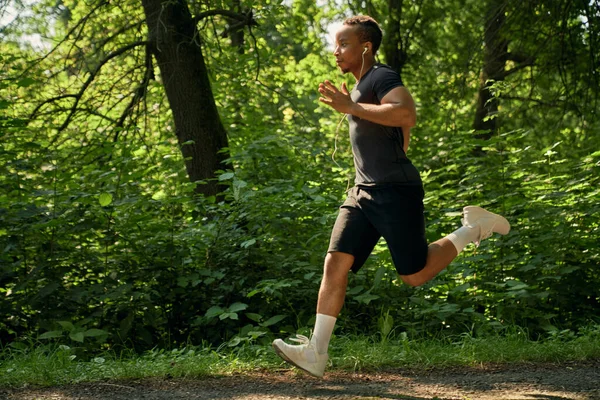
1, 0, 598, 353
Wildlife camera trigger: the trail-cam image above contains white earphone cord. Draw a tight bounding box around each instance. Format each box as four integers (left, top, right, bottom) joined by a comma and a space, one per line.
331, 48, 367, 191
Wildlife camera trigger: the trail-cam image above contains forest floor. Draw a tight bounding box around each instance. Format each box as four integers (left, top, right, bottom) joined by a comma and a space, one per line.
2, 360, 599, 400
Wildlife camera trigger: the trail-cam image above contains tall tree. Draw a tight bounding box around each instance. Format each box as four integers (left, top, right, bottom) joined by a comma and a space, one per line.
472, 0, 509, 138
140, 0, 249, 197
23, 0, 256, 198
381, 0, 409, 75
472, 0, 599, 140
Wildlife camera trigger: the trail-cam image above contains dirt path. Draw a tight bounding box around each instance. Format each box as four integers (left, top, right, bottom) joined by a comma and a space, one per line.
2, 361, 599, 400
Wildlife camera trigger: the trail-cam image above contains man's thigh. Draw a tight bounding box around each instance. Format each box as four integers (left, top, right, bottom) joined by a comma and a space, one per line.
328, 188, 380, 273
363, 185, 428, 276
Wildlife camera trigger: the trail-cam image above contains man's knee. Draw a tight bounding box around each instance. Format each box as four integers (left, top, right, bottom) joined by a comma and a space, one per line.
324, 252, 354, 280
399, 272, 426, 287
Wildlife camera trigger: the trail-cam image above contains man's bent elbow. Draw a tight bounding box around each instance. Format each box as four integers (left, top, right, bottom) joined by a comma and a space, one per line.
394, 106, 416, 128
403, 111, 416, 128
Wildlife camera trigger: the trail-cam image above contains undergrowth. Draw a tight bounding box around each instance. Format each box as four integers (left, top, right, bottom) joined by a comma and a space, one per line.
1, 326, 599, 387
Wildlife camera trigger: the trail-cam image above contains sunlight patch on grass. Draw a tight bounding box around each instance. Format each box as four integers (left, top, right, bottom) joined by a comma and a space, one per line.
1, 328, 599, 387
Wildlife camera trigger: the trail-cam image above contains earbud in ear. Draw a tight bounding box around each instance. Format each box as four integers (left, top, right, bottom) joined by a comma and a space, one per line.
363, 47, 368, 54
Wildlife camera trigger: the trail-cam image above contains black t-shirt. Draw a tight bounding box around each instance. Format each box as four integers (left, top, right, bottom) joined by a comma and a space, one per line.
348, 63, 422, 186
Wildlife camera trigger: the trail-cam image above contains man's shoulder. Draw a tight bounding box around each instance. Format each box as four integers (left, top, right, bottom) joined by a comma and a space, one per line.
372, 63, 394, 71
366, 64, 404, 98
369, 64, 403, 85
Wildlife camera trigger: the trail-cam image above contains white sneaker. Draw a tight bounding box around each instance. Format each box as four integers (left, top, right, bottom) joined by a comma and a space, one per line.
462, 206, 510, 246
272, 335, 328, 378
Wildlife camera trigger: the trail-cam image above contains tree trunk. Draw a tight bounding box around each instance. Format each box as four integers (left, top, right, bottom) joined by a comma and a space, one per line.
383, 0, 408, 76
228, 0, 245, 54
141, 0, 229, 198
473, 0, 509, 139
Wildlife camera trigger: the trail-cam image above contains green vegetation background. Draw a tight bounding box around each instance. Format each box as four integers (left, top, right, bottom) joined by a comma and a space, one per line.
0, 0, 598, 360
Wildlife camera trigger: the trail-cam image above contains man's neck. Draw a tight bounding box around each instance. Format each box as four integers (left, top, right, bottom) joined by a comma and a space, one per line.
353, 59, 375, 82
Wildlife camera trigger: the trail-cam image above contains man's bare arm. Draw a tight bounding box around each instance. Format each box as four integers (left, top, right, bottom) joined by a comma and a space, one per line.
318, 82, 416, 152
350, 86, 416, 128
319, 82, 416, 128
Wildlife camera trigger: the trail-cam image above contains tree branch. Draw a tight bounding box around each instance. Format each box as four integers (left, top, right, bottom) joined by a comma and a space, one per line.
79, 107, 118, 124
255, 79, 314, 127
114, 45, 154, 141
62, 20, 144, 76
507, 51, 534, 64
499, 51, 536, 79
194, 9, 249, 23
502, 95, 562, 108
248, 25, 260, 81
193, 8, 257, 28
20, 0, 109, 78
29, 94, 78, 119
501, 60, 535, 78
94, 20, 145, 52
404, 0, 424, 47
29, 41, 150, 130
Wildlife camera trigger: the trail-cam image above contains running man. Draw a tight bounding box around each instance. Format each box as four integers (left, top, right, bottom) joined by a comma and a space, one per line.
272, 15, 510, 378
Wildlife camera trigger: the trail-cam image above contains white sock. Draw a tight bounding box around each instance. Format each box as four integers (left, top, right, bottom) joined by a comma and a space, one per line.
447, 225, 479, 254
311, 313, 336, 354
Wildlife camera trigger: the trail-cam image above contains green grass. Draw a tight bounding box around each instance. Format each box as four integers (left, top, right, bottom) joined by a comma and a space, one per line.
331, 331, 600, 371
2, 328, 599, 387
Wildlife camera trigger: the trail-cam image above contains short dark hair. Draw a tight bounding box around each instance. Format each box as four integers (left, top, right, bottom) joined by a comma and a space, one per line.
343, 15, 383, 55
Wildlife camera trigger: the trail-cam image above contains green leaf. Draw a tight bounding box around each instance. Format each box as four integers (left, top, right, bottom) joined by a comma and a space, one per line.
506, 280, 529, 291
355, 290, 380, 305
240, 238, 256, 248
452, 283, 471, 293
98, 193, 113, 207
39, 330, 63, 339
152, 190, 166, 200
378, 311, 394, 339
373, 266, 386, 288
9, 342, 28, 350
247, 331, 267, 339
233, 179, 248, 189
304, 272, 316, 280
205, 306, 224, 318
245, 313, 262, 322
260, 315, 286, 327
83, 329, 108, 337
220, 312, 238, 320
347, 285, 364, 296
58, 321, 74, 331
69, 331, 85, 342
219, 172, 235, 181
559, 266, 580, 275
177, 277, 189, 287
17, 77, 36, 87
228, 302, 248, 313
541, 323, 558, 332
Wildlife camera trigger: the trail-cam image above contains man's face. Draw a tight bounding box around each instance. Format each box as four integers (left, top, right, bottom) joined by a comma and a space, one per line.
333, 24, 365, 74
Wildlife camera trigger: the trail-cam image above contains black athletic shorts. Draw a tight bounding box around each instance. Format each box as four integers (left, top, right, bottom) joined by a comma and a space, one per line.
327, 185, 428, 276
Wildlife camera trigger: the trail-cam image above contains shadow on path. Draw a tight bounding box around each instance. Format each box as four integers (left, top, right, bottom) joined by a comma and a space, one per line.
2, 361, 599, 400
